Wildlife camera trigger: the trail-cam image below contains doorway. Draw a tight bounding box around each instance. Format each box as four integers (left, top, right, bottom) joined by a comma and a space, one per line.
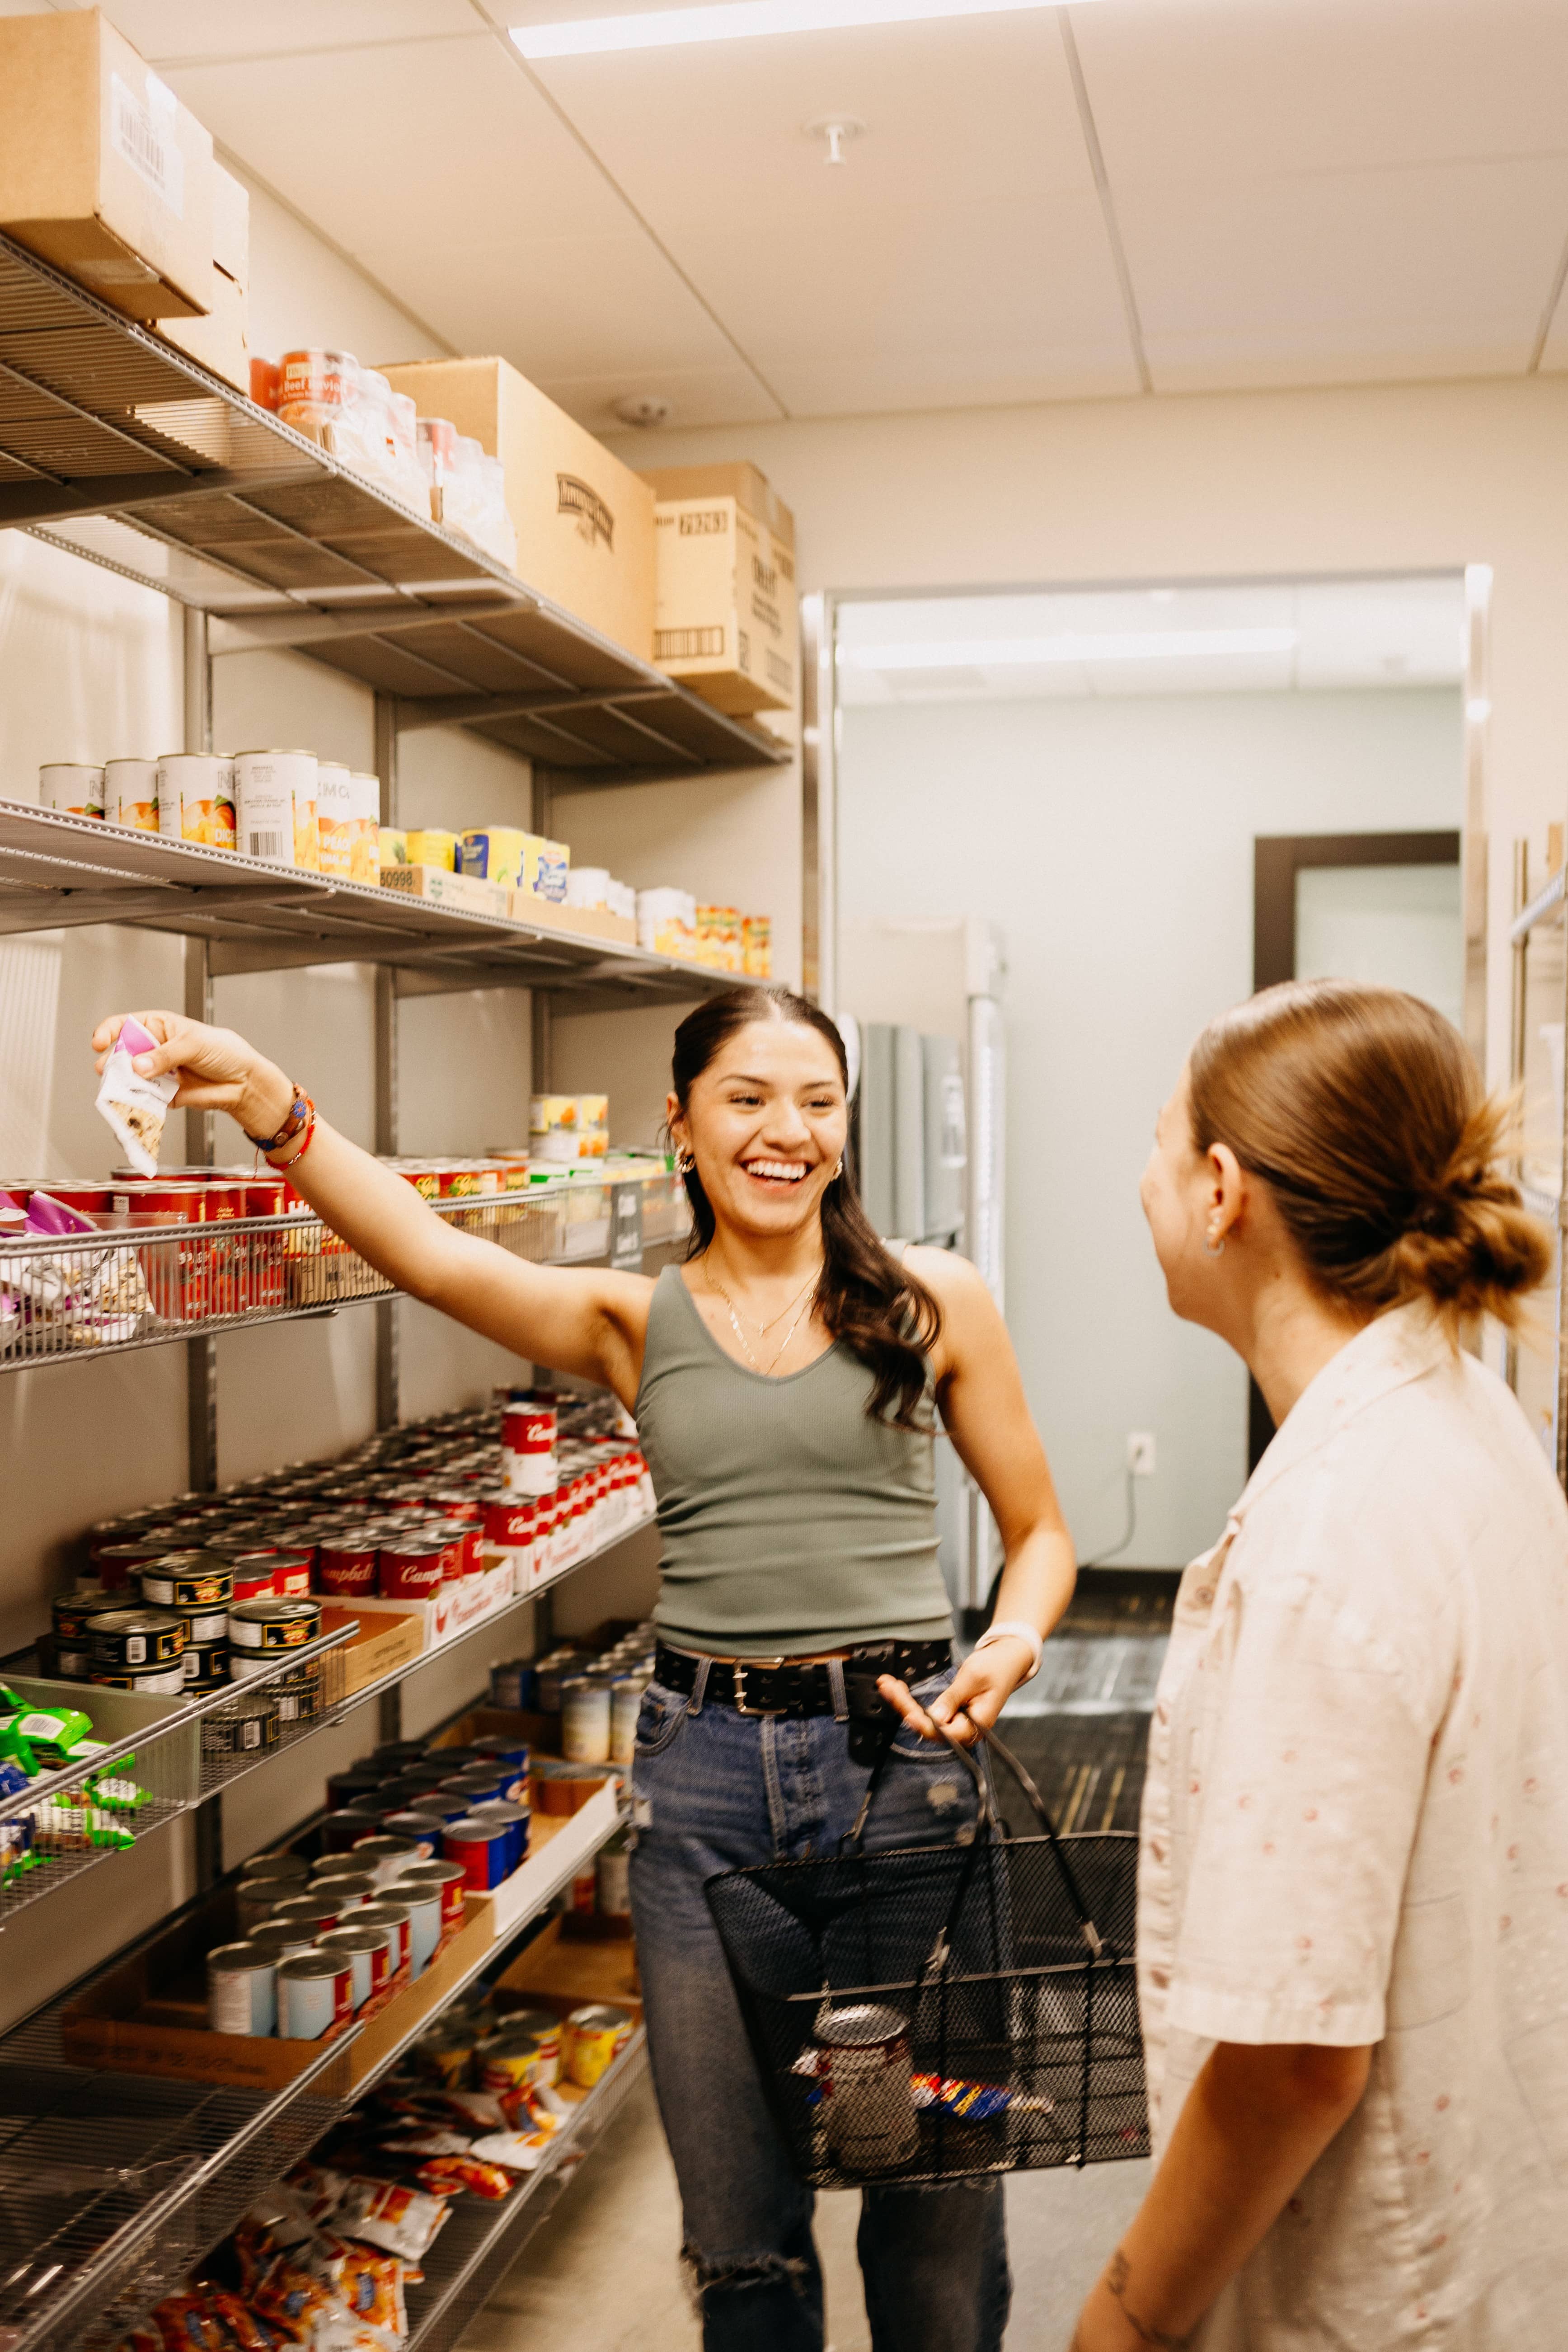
1246, 828, 1463, 1465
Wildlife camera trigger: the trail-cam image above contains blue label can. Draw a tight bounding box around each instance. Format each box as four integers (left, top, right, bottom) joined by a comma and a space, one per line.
443, 1816, 509, 1891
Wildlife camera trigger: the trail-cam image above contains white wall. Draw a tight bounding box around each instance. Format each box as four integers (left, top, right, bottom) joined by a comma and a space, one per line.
612, 372, 1568, 1084
838, 685, 1462, 1565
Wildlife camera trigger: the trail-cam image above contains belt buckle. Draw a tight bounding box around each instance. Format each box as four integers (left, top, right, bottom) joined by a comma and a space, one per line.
732, 1658, 784, 1717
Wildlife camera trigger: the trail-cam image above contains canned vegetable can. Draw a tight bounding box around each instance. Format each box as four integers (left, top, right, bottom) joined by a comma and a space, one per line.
277, 1950, 352, 2039
208, 1942, 276, 2036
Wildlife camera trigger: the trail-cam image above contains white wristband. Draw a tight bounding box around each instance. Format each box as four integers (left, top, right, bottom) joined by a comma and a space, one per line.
972, 1619, 1043, 1681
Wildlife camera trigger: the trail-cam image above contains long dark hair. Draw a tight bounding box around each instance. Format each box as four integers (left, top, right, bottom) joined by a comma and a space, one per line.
671, 987, 941, 1427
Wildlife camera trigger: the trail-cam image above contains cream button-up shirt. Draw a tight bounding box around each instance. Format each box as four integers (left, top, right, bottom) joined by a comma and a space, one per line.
1139, 1302, 1568, 2349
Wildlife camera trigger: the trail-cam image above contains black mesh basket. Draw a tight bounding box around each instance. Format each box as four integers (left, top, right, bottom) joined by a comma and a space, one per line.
704, 1724, 1146, 2189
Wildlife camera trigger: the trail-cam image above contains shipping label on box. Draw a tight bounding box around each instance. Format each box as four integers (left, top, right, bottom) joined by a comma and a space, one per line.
0, 10, 215, 321
378, 863, 508, 919
653, 497, 795, 715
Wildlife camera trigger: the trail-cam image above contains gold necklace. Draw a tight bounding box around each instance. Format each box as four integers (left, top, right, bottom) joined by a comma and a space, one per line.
703, 1254, 822, 1375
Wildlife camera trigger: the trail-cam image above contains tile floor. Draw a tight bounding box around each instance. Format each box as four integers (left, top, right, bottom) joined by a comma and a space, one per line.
460, 2072, 1149, 2352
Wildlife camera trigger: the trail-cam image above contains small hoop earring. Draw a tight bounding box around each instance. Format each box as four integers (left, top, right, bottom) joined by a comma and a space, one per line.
832, 1158, 844, 1179
677, 1152, 695, 1176
1204, 1230, 1226, 1258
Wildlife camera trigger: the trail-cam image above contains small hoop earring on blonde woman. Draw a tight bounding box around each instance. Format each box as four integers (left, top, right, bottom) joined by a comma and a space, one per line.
1205, 1229, 1226, 1258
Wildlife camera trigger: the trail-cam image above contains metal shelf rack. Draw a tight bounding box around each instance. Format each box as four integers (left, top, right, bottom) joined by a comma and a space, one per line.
0, 1785, 629, 2352
400, 2032, 648, 2352
0, 802, 766, 1009
1505, 841, 1568, 1483
0, 1174, 687, 1373
0, 233, 785, 792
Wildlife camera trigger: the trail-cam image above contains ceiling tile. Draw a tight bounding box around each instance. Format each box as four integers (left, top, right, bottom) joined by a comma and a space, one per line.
1073, 0, 1568, 179
530, 365, 783, 433
1119, 156, 1568, 390
106, 0, 475, 66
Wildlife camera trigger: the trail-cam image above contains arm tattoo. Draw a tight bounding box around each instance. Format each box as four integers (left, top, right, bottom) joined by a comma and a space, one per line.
1102, 2250, 1197, 2352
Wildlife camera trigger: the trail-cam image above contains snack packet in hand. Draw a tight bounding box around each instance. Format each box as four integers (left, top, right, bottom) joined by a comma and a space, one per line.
96, 1015, 178, 1177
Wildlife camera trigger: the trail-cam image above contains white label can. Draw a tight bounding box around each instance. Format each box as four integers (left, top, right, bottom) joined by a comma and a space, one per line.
560, 1675, 612, 1765
207, 1941, 277, 2036
349, 771, 381, 884
315, 761, 353, 877
38, 763, 104, 819
277, 1950, 352, 2038
104, 757, 160, 833
158, 753, 236, 850
234, 751, 313, 869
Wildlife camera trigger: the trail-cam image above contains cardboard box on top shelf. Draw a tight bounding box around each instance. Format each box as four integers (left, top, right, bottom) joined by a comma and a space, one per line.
508, 892, 637, 948
378, 863, 509, 920
158, 262, 248, 391
651, 495, 797, 715
640, 461, 794, 551
379, 357, 656, 662
211, 160, 248, 286
0, 10, 215, 321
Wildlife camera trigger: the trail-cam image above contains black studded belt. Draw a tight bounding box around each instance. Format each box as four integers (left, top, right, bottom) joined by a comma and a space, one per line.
652, 1637, 952, 1721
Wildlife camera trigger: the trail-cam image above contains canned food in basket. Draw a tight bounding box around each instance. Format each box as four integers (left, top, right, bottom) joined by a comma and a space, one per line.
228, 1596, 321, 1652
52, 1583, 106, 1647
93, 1664, 186, 1695
86, 1606, 187, 1671
202, 1695, 279, 1756
178, 1604, 229, 1644
182, 1640, 228, 1689
563, 2004, 634, 2089
138, 1554, 234, 1610
273, 1674, 322, 1723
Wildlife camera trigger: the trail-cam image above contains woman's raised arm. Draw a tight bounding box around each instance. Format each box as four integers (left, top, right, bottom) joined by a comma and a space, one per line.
91, 1009, 652, 1405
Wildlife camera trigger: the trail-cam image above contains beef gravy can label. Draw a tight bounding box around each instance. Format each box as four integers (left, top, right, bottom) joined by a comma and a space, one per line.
87, 1606, 186, 1669
228, 1596, 321, 1650
139, 1560, 233, 1610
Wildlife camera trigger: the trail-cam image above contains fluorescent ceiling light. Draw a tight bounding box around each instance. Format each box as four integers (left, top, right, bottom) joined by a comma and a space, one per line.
842, 628, 1301, 670
512, 0, 1058, 60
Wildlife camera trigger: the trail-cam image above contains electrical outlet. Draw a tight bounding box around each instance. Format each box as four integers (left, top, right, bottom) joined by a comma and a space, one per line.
1127, 1431, 1157, 1477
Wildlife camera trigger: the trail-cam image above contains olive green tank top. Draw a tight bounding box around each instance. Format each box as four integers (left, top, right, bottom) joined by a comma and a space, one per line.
634, 1263, 953, 1658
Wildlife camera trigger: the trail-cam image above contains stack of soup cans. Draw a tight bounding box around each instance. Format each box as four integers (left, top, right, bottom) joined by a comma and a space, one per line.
55, 1391, 653, 1695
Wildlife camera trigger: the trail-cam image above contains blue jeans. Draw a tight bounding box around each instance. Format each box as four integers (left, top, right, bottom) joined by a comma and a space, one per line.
628, 1663, 1012, 2352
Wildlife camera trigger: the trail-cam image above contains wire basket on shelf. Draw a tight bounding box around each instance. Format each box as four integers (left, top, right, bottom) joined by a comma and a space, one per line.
704, 1725, 1146, 2189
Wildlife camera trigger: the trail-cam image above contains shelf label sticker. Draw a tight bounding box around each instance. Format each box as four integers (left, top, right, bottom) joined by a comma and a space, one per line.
111, 72, 185, 218
609, 1182, 643, 1273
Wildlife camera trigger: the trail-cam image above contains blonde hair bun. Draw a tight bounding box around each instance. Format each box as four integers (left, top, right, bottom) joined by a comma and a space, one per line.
1188, 980, 1550, 1329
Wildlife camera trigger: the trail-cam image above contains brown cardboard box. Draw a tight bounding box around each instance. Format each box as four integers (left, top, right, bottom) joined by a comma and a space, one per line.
380, 862, 508, 919
320, 1601, 425, 1698
212, 160, 248, 286
651, 495, 797, 715
158, 262, 248, 390
380, 358, 655, 662
60, 1884, 495, 2091
639, 461, 794, 551
507, 892, 637, 948
0, 10, 214, 320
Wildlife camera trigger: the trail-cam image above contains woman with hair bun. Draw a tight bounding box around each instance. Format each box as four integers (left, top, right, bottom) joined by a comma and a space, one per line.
1069, 980, 1568, 2352
91, 984, 1073, 2352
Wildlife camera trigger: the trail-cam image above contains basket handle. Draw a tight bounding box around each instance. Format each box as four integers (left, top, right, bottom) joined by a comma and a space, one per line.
961, 1722, 1106, 1958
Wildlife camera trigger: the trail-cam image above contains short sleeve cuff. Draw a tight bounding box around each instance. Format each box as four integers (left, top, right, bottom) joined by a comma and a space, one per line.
1166, 1982, 1385, 2047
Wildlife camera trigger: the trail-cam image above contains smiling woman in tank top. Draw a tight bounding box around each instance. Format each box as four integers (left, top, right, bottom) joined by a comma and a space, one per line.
92, 985, 1075, 2352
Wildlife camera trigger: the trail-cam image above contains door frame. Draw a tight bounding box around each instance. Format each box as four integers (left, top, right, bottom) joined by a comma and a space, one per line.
1247, 827, 1462, 1467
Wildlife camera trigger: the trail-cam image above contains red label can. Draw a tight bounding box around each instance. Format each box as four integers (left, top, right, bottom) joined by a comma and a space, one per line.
377, 1540, 446, 1600
484, 1498, 536, 1546
319, 1539, 379, 1597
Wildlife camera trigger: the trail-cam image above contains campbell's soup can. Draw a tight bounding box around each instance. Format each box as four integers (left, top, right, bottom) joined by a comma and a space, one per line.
377, 1538, 446, 1601
503, 1404, 556, 1497
315, 761, 353, 878
103, 757, 160, 833
319, 1534, 379, 1597
38, 762, 104, 820
157, 753, 236, 851
234, 750, 317, 870
484, 1497, 536, 1549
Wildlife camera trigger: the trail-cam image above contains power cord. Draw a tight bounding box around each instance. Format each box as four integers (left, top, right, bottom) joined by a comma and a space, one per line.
1082, 1466, 1138, 1568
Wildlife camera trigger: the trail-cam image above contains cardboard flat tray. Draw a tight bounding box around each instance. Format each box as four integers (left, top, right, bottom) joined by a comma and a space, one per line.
344, 1560, 514, 1648
60, 1886, 495, 2092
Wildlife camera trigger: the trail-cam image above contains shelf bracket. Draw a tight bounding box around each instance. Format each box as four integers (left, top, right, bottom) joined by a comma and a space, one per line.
375, 695, 400, 1432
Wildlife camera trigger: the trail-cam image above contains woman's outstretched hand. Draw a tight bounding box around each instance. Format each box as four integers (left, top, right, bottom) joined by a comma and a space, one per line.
877, 1633, 1037, 1750
92, 1011, 288, 1135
